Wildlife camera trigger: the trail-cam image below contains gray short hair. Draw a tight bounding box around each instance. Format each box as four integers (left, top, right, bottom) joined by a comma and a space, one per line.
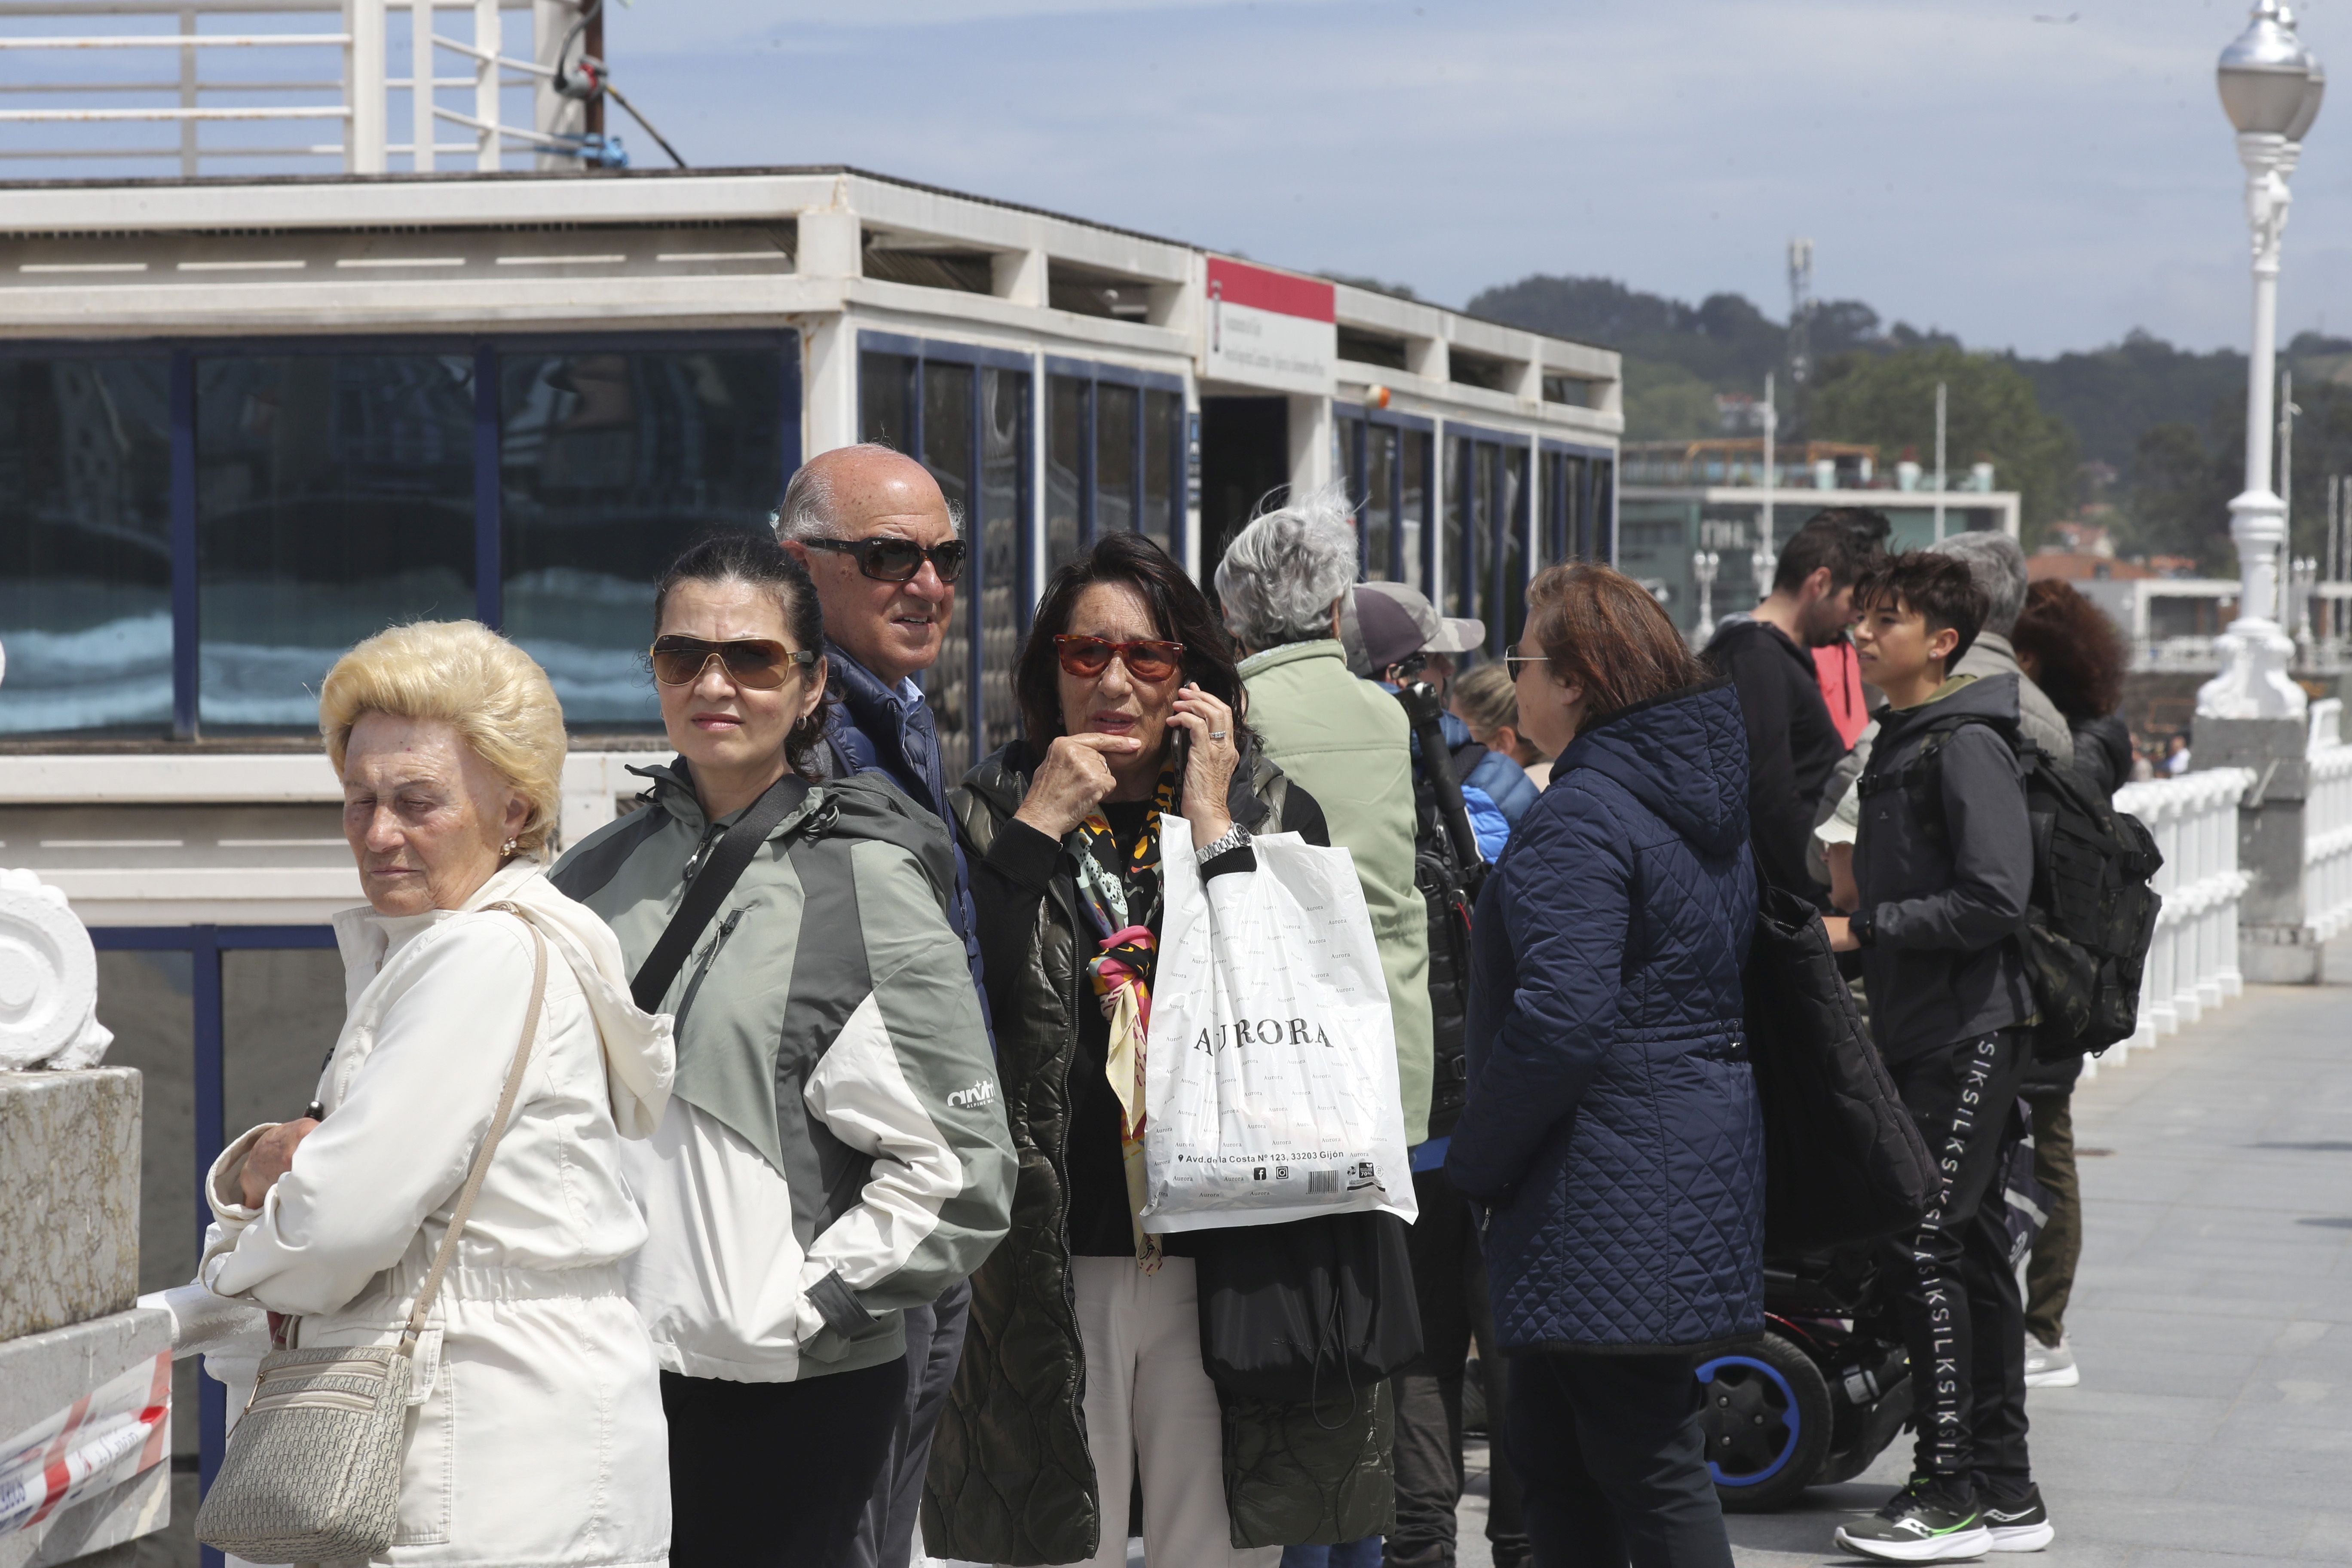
1927, 530, 2028, 636
772, 442, 962, 542
1214, 486, 1360, 650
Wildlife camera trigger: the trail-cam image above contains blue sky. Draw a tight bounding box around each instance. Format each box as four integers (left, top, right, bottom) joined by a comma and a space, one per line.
589, 0, 2352, 358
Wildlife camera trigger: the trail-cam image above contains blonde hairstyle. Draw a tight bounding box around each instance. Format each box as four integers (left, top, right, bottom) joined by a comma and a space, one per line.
1450, 662, 1520, 746
319, 621, 567, 857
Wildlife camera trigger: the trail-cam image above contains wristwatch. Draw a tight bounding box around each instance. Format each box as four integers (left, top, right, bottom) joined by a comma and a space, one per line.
1195, 822, 1252, 864
1847, 909, 1877, 948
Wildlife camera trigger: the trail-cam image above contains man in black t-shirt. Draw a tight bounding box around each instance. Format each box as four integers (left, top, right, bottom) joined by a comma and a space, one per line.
1704, 509, 1887, 897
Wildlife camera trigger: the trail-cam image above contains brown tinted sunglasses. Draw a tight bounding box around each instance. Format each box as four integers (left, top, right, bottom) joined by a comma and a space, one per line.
1053, 635, 1185, 682
649, 635, 818, 689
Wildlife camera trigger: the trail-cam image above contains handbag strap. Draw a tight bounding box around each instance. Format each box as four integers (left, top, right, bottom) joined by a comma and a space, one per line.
398, 906, 548, 1354
628, 770, 811, 1014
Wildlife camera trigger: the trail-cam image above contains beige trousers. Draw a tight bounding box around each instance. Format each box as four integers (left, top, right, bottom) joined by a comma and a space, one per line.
1038, 1255, 1280, 1568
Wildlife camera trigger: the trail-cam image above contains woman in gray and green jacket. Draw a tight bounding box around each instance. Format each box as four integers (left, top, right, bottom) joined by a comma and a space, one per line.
924, 533, 1394, 1568
550, 533, 1014, 1568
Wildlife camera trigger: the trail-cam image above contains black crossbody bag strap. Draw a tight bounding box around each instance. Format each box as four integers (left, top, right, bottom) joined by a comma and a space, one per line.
629, 772, 812, 1013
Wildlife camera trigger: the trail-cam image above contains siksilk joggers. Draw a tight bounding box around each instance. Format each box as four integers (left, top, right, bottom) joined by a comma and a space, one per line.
1880, 1029, 2034, 1500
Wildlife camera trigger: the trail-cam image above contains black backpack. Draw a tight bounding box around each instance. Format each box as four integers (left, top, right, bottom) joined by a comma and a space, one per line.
1864, 716, 2164, 1062
1392, 682, 1487, 1139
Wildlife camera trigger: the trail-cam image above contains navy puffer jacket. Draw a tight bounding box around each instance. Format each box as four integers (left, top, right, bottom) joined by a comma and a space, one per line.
1447, 682, 1764, 1353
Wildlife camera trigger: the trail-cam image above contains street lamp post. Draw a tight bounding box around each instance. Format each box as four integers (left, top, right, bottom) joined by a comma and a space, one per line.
1692, 549, 1721, 646
2200, 0, 2325, 720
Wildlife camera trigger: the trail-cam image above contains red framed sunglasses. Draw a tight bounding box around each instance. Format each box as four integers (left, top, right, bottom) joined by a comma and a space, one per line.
1053, 635, 1185, 682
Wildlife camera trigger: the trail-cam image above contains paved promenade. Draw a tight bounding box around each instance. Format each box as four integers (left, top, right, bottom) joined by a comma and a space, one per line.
1724, 981, 2352, 1566
1446, 981, 2352, 1568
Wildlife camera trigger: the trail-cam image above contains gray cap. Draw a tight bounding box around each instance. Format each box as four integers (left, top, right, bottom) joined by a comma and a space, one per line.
1352, 580, 1485, 671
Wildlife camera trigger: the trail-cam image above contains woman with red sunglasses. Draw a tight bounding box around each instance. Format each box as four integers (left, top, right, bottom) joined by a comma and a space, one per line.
928, 532, 1392, 1568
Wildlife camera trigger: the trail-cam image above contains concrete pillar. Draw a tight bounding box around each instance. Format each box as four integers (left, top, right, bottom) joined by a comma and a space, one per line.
2197, 716, 2318, 981
1287, 393, 1333, 499
992, 248, 1047, 308
798, 205, 861, 282
802, 315, 857, 461
1408, 335, 1447, 383
0, 1071, 172, 1568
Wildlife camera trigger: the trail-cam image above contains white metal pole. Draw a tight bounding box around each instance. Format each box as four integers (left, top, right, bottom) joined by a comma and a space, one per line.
2280, 368, 2297, 624
2198, 129, 2304, 719
347, 0, 388, 172
410, 0, 434, 170
1933, 380, 1947, 542
178, 6, 197, 177
475, 0, 500, 170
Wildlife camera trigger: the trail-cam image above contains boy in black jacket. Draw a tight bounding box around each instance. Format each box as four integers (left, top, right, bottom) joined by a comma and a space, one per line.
1826, 553, 2051, 1562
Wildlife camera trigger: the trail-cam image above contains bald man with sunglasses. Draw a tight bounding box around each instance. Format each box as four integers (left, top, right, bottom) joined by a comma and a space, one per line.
778, 443, 992, 1568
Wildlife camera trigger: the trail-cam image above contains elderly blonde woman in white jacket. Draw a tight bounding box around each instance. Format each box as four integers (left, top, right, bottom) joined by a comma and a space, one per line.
191, 620, 677, 1568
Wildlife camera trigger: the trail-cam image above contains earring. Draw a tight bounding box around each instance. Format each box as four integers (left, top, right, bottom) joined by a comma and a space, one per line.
502, 838, 519, 856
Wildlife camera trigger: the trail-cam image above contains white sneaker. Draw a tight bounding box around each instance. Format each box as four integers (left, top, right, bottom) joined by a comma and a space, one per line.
2023, 1337, 2077, 1389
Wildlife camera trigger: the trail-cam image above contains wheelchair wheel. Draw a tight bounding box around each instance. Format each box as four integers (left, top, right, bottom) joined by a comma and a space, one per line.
1699, 1331, 1833, 1513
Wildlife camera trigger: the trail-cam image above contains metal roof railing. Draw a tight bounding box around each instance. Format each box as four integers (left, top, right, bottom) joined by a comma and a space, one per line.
0, 0, 592, 177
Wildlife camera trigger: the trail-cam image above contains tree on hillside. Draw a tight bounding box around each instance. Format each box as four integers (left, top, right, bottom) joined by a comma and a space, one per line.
1623, 360, 1722, 441
2021, 331, 2245, 472
2124, 422, 2237, 570
1808, 346, 2077, 530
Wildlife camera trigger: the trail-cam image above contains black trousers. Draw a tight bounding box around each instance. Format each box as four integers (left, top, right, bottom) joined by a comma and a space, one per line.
1879, 1031, 2033, 1498
845, 1281, 971, 1568
1504, 1351, 1732, 1568
663, 1357, 909, 1568
1387, 1166, 1528, 1568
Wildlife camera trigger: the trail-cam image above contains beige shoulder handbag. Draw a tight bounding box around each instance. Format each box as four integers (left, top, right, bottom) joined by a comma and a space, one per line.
194, 910, 548, 1565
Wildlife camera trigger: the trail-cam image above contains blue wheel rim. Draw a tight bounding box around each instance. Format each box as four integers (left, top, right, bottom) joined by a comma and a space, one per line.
1696, 1353, 1801, 1487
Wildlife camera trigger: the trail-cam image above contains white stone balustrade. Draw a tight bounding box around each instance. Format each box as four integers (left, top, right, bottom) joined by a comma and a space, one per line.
2109, 768, 2256, 1063
2303, 714, 2352, 943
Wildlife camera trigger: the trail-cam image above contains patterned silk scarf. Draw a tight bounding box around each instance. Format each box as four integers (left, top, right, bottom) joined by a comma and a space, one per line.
1070, 763, 1177, 1272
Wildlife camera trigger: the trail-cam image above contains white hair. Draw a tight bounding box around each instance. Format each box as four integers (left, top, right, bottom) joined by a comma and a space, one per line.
1214, 484, 1360, 650
773, 441, 963, 542
1927, 530, 2027, 636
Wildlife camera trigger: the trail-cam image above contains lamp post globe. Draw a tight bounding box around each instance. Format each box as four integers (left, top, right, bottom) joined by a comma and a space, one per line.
2199, 1, 2323, 720
2218, 2, 2317, 134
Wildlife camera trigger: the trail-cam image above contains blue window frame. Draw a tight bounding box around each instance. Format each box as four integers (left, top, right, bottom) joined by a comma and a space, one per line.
1540, 439, 1617, 570
0, 333, 800, 740
1442, 424, 1533, 657
91, 922, 340, 1568
856, 333, 1034, 777
1335, 405, 1434, 588
1042, 356, 1185, 576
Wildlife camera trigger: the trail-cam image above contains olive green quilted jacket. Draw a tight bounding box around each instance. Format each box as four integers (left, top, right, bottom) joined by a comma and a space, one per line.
922, 738, 1394, 1565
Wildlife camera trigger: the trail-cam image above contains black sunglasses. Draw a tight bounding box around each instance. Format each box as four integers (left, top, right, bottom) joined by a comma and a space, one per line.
1503, 652, 1551, 677
802, 535, 968, 585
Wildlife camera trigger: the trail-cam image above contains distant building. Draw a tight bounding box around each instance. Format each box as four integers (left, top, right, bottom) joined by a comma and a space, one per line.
1619, 438, 2019, 639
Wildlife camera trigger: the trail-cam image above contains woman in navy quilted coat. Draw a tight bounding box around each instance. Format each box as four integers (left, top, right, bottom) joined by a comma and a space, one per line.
1448, 564, 1762, 1568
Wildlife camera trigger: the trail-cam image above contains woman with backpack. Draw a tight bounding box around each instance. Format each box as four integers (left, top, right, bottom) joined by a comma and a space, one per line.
2005, 578, 2135, 1390
551, 533, 1014, 1568
1449, 563, 1761, 1568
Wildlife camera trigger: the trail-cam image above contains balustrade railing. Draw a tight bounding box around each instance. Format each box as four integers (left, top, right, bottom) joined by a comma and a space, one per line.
2105, 768, 2254, 1066
0, 0, 587, 175
2305, 704, 2352, 943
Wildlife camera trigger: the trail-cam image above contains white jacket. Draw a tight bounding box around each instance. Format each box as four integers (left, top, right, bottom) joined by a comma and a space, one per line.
199, 861, 676, 1568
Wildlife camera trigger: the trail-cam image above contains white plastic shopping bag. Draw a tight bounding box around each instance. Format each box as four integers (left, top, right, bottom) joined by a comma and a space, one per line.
1140, 817, 1416, 1232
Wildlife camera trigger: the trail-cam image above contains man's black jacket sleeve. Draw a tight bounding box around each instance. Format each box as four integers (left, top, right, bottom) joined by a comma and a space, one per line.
1711, 630, 1817, 896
